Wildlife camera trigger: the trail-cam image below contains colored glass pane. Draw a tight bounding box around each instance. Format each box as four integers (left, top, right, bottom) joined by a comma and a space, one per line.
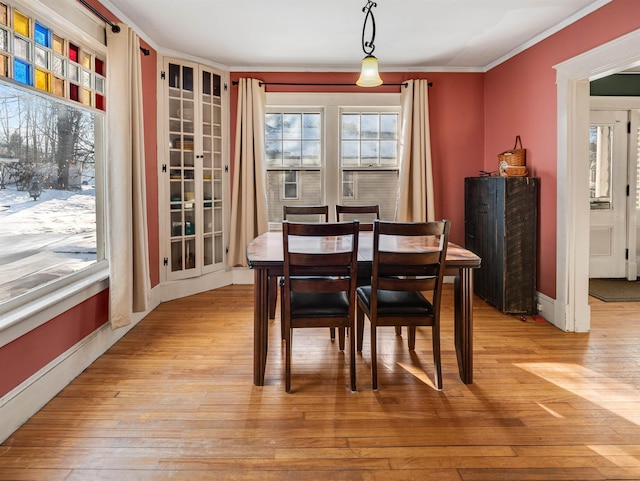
95, 93, 104, 111
0, 4, 6, 25
95, 76, 104, 93
14, 58, 30, 85
35, 45, 48, 68
81, 69, 91, 88
69, 63, 79, 82
13, 11, 29, 37
34, 23, 49, 47
14, 35, 29, 60
35, 68, 50, 91
0, 54, 6, 76
82, 88, 91, 106
53, 34, 63, 54
70, 83, 78, 101
53, 76, 64, 96
82, 52, 90, 69
53, 54, 65, 76
0, 28, 6, 51
94, 58, 103, 75
69, 43, 78, 62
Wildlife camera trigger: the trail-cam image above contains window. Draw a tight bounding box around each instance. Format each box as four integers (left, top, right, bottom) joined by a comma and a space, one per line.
340, 111, 399, 214
589, 124, 613, 209
0, 0, 106, 311
265, 110, 322, 223
265, 93, 400, 229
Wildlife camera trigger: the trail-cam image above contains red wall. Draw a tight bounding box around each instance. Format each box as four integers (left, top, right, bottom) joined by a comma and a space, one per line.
485, 0, 640, 298
230, 71, 485, 246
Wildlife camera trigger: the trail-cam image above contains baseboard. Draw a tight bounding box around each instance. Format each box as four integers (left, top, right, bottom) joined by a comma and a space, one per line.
536, 290, 561, 329
0, 285, 162, 444
159, 268, 235, 301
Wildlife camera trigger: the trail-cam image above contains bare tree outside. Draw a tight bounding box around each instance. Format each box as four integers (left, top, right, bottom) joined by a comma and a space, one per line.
0, 82, 100, 304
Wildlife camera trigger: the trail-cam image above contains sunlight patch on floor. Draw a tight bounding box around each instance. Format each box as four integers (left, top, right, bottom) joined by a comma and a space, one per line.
516, 362, 640, 425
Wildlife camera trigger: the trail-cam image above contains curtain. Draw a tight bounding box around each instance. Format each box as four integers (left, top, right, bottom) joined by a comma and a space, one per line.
227, 78, 268, 266
396, 79, 435, 222
106, 24, 151, 328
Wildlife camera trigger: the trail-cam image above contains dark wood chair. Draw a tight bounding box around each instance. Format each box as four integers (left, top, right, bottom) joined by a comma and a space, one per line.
335, 204, 380, 231
282, 220, 359, 393
268, 205, 329, 321
356, 219, 450, 390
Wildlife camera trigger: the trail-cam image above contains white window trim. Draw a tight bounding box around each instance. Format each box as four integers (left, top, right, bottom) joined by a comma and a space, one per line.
266, 92, 401, 221
0, 0, 109, 345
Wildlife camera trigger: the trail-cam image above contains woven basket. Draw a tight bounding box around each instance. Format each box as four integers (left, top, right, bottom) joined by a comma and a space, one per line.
498, 135, 526, 167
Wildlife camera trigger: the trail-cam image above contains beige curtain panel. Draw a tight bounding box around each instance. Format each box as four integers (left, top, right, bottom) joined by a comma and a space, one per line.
106, 24, 151, 328
227, 78, 269, 267
396, 79, 435, 222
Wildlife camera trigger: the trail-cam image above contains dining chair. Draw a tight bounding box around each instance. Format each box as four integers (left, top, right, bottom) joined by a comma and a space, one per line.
282, 220, 359, 393
356, 219, 450, 390
268, 205, 329, 321
335, 204, 380, 231
336, 205, 404, 333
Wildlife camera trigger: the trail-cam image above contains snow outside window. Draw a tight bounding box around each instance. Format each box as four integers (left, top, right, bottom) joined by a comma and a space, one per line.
0, 80, 105, 308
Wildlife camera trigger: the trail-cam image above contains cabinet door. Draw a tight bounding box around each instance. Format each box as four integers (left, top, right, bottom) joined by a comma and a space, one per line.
200, 68, 225, 270
167, 61, 198, 278
163, 60, 227, 280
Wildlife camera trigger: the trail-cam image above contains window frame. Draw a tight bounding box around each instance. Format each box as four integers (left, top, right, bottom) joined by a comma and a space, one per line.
265, 92, 401, 229
0, 0, 108, 340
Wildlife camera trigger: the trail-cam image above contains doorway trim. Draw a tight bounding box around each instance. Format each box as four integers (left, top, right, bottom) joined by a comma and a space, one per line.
555, 28, 640, 332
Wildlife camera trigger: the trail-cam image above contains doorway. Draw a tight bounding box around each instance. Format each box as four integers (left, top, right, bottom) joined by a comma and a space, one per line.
588, 108, 637, 280
555, 29, 640, 332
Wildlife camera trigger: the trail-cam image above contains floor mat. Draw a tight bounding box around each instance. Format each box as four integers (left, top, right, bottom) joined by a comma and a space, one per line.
589, 278, 640, 302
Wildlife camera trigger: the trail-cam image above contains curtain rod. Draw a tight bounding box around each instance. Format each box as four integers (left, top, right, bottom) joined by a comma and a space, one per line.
232, 81, 432, 87
77, 0, 120, 33
76, 0, 150, 56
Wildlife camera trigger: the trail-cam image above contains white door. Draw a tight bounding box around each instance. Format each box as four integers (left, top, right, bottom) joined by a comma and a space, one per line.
589, 110, 628, 278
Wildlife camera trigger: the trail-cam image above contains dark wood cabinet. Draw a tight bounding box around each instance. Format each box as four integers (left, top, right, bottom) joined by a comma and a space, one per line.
464, 176, 539, 315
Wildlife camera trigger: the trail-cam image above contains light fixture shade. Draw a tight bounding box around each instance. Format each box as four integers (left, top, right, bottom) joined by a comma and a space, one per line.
356, 55, 383, 87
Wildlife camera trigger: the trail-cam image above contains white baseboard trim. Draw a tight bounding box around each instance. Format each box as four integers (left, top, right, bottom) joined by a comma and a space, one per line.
536, 290, 563, 330
159, 268, 235, 301
0, 285, 162, 444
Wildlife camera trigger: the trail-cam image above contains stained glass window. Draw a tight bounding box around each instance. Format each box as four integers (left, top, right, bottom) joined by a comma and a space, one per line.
13, 10, 28, 36
0, 2, 106, 110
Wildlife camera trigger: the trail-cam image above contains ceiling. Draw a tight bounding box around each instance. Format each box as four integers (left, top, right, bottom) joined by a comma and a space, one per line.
101, 0, 610, 72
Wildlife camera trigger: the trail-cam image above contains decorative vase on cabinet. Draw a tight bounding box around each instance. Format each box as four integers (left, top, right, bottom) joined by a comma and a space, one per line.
164, 58, 227, 280
464, 176, 539, 315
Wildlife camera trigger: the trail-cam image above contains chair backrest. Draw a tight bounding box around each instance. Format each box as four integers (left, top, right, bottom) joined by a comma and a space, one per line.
283, 205, 329, 223
371, 219, 450, 310
335, 205, 380, 231
282, 221, 359, 296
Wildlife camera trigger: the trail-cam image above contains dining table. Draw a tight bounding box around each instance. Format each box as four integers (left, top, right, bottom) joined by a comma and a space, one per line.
246, 230, 481, 386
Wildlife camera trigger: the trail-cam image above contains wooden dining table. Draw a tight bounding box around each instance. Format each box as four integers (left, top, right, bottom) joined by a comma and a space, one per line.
246, 231, 481, 386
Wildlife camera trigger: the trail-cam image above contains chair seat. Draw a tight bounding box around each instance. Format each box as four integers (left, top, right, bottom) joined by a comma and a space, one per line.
356, 286, 434, 316
290, 291, 349, 318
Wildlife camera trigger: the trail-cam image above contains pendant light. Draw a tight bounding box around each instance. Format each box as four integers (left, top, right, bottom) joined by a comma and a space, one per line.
356, 1, 383, 87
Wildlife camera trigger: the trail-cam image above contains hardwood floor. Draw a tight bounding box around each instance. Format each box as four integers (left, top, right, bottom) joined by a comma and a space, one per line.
1, 284, 640, 480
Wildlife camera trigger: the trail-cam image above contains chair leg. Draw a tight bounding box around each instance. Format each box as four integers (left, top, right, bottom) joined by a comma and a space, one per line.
432, 324, 442, 390
280, 285, 286, 340
349, 321, 356, 392
330, 327, 336, 340
338, 327, 346, 351
408, 326, 416, 350
356, 308, 365, 352
268, 276, 277, 320
285, 323, 292, 393
371, 321, 378, 390
395, 326, 402, 336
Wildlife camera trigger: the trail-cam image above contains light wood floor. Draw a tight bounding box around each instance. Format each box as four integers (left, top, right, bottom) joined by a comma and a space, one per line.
1, 284, 640, 480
